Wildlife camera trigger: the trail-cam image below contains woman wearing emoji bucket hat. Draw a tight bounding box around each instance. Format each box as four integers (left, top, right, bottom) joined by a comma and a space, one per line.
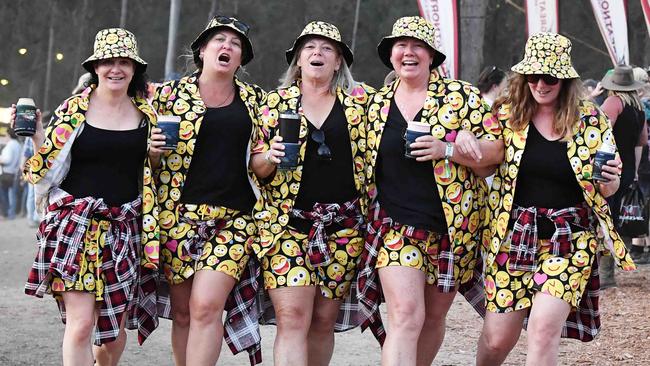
356, 16, 503, 365
249, 21, 374, 365
148, 15, 266, 366
475, 33, 636, 365
18, 28, 159, 366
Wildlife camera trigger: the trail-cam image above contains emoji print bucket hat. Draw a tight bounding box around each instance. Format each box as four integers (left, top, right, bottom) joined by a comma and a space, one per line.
82, 28, 147, 73
377, 16, 446, 70
191, 15, 254, 66
511, 32, 579, 79
285, 21, 354, 66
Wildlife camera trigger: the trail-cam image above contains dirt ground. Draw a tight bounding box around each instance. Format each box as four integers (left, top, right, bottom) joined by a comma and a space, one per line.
1, 217, 648, 365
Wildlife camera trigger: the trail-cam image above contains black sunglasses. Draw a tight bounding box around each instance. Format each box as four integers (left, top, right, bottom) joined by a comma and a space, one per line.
525, 74, 559, 85
215, 15, 250, 35
310, 129, 332, 161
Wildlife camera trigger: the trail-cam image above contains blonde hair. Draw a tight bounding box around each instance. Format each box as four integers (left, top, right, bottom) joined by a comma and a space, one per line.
608, 90, 643, 111
494, 73, 584, 141
279, 38, 356, 94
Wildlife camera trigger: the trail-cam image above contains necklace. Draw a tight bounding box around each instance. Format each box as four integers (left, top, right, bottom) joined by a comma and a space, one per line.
209, 89, 234, 108
215, 91, 235, 108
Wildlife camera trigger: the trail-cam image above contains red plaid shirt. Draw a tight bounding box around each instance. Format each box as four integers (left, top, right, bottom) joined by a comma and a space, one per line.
509, 202, 594, 271
357, 203, 485, 345
291, 198, 363, 267
25, 189, 158, 345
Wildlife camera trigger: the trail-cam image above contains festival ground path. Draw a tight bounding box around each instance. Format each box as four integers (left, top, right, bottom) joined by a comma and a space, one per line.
1, 218, 648, 365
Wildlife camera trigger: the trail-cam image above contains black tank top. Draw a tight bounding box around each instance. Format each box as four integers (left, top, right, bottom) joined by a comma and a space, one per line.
513, 123, 584, 238
60, 121, 148, 206
180, 94, 257, 212
376, 101, 447, 232
613, 104, 645, 189
290, 99, 357, 234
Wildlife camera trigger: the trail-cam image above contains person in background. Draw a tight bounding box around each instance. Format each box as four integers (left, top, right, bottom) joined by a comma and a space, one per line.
477, 65, 508, 187
0, 128, 22, 220
72, 72, 93, 95
477, 65, 508, 107
598, 65, 647, 284
583, 78, 606, 105
630, 67, 650, 264
476, 32, 634, 365
20, 28, 159, 366
20, 137, 40, 226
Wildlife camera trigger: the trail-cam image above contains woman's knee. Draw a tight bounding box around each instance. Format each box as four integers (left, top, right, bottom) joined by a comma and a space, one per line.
171, 302, 191, 328
66, 314, 95, 342
527, 318, 563, 348
275, 303, 312, 333
481, 327, 519, 355
387, 297, 425, 334
189, 295, 224, 324
310, 309, 337, 335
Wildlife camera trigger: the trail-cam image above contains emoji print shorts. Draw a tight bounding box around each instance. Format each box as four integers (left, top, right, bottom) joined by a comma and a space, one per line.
51, 216, 117, 300
375, 225, 458, 286
161, 203, 257, 285
485, 230, 597, 313
261, 226, 364, 300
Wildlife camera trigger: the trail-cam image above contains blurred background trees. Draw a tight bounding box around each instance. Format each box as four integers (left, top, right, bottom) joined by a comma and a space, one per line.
0, 0, 648, 114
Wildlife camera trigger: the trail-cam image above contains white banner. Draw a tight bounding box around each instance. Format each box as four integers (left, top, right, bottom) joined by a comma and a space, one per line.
525, 0, 559, 36
418, 0, 459, 79
590, 0, 629, 65
642, 0, 650, 39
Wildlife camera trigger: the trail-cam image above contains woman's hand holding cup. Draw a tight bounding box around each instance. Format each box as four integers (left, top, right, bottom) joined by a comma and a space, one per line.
148, 127, 167, 168
597, 158, 622, 198
265, 135, 284, 165
409, 135, 446, 162
10, 104, 44, 148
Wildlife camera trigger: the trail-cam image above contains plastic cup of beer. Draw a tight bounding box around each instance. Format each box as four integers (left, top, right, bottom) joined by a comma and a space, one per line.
404, 121, 430, 159
592, 142, 616, 182
14, 98, 37, 136
278, 112, 301, 169
157, 115, 181, 150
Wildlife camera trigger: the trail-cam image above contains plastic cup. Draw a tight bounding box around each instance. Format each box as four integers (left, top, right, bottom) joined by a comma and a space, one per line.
279, 142, 300, 170
593, 142, 616, 181
404, 121, 430, 159
14, 98, 37, 137
157, 115, 181, 150
279, 112, 301, 143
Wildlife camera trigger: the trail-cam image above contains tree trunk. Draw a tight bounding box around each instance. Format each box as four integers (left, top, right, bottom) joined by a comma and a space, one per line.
351, 0, 361, 54
42, 2, 56, 113
459, 0, 488, 82
71, 0, 89, 89
208, 0, 218, 21
165, 0, 182, 80
120, 0, 128, 28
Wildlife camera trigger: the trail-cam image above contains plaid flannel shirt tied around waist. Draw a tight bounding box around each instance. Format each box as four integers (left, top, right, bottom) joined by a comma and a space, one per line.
509, 202, 594, 272
290, 198, 363, 267
45, 190, 142, 284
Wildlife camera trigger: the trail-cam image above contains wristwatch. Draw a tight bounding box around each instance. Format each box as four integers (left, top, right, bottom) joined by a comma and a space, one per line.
444, 142, 454, 159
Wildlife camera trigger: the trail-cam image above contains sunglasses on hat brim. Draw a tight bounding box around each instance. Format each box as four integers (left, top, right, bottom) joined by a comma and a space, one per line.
215, 15, 250, 36
525, 74, 559, 85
